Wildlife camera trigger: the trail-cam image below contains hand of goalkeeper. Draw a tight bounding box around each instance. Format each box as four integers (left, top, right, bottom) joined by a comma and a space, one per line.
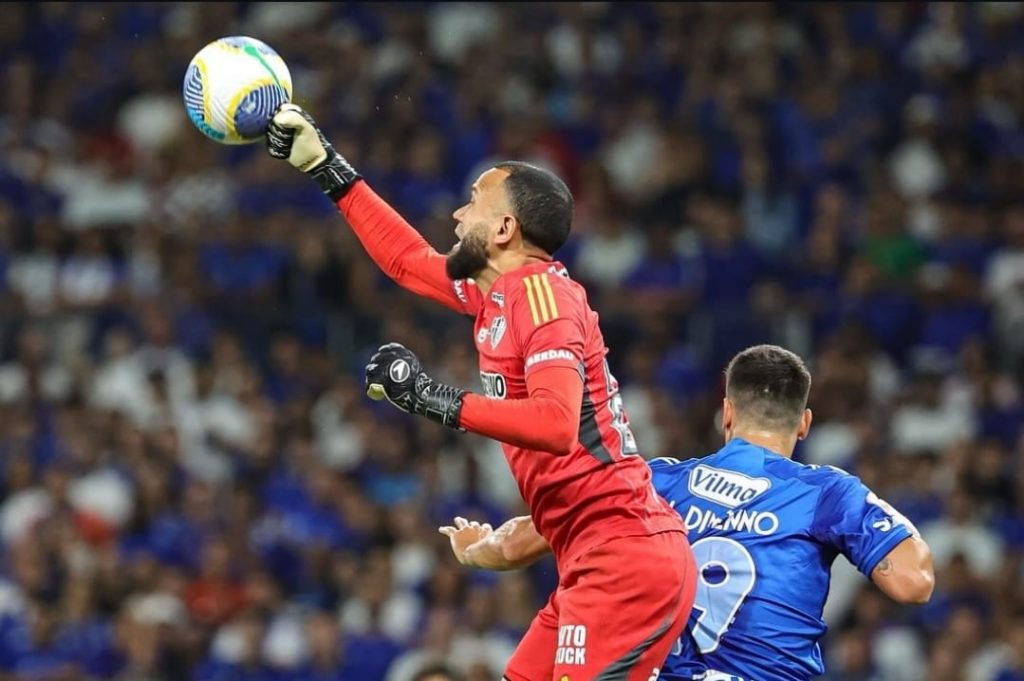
365, 342, 467, 430
265, 103, 361, 200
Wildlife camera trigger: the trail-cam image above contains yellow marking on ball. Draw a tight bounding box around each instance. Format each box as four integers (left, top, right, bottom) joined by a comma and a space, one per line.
196, 57, 213, 128
367, 384, 387, 401
214, 40, 249, 56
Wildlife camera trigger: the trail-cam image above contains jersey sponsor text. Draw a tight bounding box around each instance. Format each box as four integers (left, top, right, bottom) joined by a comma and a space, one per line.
688, 465, 771, 508
526, 348, 577, 369
480, 371, 507, 399
556, 625, 587, 665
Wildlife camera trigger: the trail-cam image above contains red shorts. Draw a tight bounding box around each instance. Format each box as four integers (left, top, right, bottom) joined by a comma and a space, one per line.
504, 531, 696, 681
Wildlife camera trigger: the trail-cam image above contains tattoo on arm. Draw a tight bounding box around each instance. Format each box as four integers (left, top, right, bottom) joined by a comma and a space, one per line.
875, 558, 893, 575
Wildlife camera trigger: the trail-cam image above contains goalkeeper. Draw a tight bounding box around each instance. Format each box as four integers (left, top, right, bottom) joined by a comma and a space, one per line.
265, 105, 695, 681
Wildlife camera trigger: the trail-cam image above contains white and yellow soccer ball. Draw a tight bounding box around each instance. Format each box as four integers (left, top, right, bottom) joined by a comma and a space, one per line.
182, 36, 293, 145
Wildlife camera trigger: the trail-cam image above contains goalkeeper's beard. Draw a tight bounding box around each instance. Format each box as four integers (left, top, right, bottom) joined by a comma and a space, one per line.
446, 230, 489, 280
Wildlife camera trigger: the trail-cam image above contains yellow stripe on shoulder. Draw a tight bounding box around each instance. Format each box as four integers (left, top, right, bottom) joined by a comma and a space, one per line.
532, 274, 550, 322
539, 273, 559, 320
523, 272, 564, 325
523, 276, 541, 325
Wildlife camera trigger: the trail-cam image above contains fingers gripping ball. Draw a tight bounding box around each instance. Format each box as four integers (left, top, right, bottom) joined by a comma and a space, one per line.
183, 36, 293, 144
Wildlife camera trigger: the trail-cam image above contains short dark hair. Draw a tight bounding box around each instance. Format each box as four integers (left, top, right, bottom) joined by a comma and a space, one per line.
411, 663, 466, 681
725, 345, 811, 430
493, 161, 573, 255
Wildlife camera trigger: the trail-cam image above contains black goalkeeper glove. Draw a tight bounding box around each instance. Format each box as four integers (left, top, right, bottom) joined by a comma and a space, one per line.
265, 103, 362, 201
365, 343, 467, 430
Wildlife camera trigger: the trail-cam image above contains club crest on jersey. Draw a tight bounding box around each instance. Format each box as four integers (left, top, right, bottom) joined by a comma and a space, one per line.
489, 316, 506, 349
688, 465, 771, 508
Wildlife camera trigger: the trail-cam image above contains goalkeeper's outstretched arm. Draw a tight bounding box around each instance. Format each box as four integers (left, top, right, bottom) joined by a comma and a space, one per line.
266, 104, 473, 315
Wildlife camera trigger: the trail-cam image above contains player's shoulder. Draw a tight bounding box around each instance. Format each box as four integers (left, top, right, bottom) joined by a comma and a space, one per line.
505, 262, 585, 324
648, 456, 700, 475
739, 454, 866, 507
505, 262, 580, 296
785, 460, 864, 493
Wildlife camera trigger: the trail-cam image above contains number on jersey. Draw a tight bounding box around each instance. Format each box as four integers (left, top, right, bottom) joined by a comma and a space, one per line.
602, 358, 638, 455
688, 537, 757, 653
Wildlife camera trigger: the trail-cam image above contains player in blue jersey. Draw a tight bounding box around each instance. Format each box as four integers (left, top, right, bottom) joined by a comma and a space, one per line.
440, 344, 934, 680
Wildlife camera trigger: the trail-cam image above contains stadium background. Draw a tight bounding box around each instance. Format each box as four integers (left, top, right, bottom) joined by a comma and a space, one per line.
0, 2, 1021, 680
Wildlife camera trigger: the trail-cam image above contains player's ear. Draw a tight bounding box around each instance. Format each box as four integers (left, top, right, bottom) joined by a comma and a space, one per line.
797, 408, 812, 440
494, 214, 518, 246
721, 398, 734, 433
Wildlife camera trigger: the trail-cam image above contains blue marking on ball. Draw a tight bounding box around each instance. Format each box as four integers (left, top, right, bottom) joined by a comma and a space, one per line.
233, 83, 290, 139
182, 64, 203, 116
182, 64, 225, 141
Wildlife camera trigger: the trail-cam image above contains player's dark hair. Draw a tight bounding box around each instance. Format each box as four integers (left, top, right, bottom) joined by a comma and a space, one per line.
493, 161, 573, 255
725, 345, 811, 430
411, 663, 466, 681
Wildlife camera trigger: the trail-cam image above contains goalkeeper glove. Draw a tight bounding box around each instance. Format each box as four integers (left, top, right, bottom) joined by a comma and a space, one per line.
265, 103, 361, 201
365, 343, 466, 430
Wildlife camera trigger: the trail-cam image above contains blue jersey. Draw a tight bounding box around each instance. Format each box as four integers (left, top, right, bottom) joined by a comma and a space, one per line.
651, 438, 914, 681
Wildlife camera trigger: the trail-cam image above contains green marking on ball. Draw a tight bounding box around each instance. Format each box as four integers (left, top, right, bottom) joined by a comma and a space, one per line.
244, 44, 285, 93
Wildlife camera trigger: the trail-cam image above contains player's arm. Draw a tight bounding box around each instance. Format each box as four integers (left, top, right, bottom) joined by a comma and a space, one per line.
870, 535, 934, 605
266, 104, 479, 315
364, 275, 587, 451
814, 477, 935, 605
458, 364, 582, 454
365, 341, 583, 453
439, 515, 550, 570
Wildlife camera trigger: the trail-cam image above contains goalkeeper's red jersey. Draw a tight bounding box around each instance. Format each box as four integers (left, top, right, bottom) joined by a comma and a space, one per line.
337, 182, 685, 564
455, 261, 684, 562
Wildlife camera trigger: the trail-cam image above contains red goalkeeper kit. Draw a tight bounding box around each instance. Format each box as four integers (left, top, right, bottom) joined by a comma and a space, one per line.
340, 181, 696, 680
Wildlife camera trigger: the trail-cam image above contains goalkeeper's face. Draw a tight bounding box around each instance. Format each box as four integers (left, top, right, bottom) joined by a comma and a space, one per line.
447, 168, 512, 280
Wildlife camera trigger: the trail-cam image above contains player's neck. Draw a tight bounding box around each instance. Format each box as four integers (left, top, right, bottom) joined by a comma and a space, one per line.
730, 428, 797, 458
474, 249, 551, 293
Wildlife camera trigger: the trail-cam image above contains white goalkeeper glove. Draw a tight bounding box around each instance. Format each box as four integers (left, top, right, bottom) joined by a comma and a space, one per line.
265, 104, 361, 201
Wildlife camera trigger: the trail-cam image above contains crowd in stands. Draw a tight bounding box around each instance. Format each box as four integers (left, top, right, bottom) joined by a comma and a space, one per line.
0, 3, 1021, 680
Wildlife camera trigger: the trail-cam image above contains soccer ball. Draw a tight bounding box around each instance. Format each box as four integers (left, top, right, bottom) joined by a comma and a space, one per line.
182, 36, 293, 145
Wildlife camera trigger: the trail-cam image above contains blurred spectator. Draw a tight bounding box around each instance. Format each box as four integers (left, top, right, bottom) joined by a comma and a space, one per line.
921, 488, 1005, 580
411, 662, 466, 681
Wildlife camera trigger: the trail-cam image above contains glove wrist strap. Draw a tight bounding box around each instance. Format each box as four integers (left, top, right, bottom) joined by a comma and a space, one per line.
416, 381, 467, 430
311, 150, 362, 202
